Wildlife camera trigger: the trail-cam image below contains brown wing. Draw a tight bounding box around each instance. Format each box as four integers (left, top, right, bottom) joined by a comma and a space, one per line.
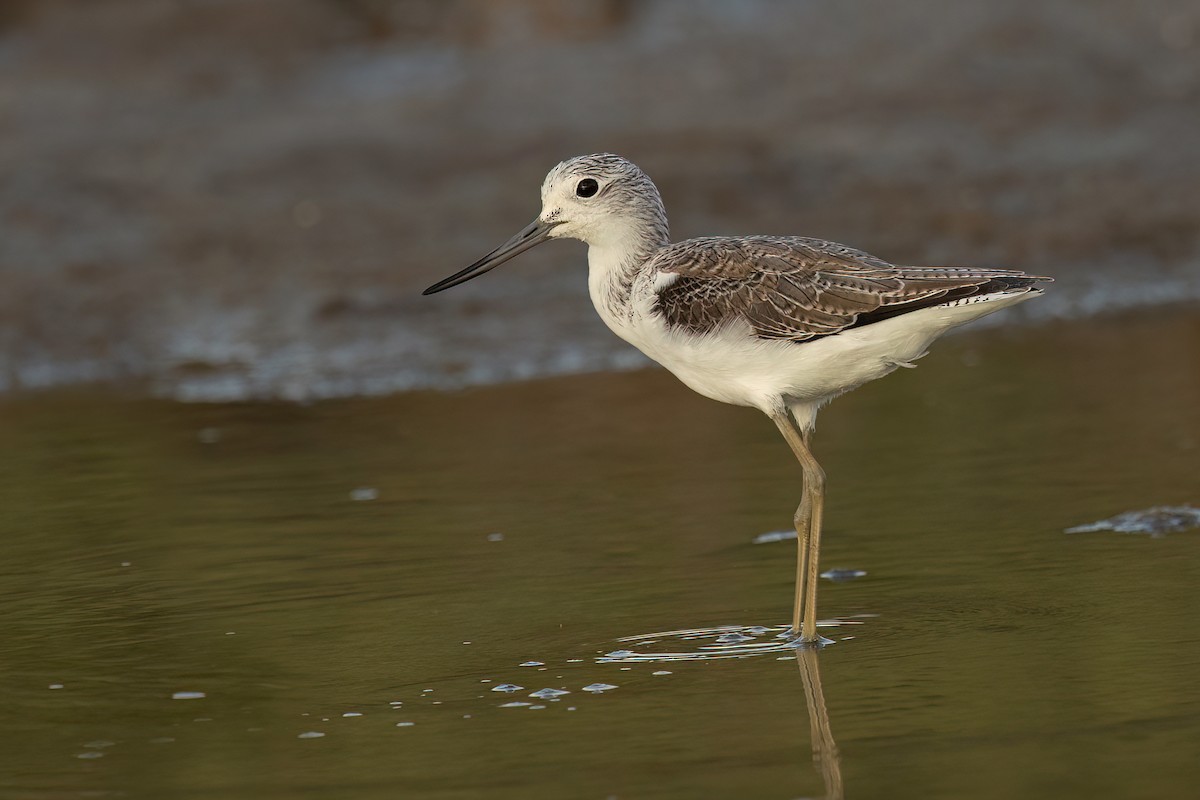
650, 236, 1049, 341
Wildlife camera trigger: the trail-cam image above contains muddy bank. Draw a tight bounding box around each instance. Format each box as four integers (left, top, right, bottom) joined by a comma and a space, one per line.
3, 0, 1198, 400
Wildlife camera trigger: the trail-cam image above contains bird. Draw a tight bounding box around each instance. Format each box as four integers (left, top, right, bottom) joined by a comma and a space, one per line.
423, 153, 1050, 645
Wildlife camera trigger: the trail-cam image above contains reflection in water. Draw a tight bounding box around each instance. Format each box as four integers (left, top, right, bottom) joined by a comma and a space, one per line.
603, 625, 847, 797
796, 648, 844, 800
601, 624, 847, 797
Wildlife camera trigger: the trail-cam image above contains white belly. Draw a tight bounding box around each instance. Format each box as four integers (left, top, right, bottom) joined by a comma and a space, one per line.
592, 281, 1040, 428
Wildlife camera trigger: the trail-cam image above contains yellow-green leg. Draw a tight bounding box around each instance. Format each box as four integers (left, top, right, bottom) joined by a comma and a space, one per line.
772, 411, 827, 643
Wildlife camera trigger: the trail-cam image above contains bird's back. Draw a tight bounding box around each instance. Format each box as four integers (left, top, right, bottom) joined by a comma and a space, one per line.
644, 235, 1049, 343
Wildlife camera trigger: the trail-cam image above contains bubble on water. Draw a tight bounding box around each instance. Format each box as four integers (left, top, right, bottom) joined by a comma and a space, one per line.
491, 683, 524, 693
529, 705, 546, 710
342, 712, 362, 717
395, 722, 414, 727
499, 701, 532, 708
600, 649, 636, 661
529, 688, 569, 699
519, 661, 544, 667
581, 683, 618, 693
350, 487, 379, 501
487, 532, 505, 542
171, 691, 206, 700
821, 568, 867, 582
389, 701, 403, 705
567, 659, 583, 663
652, 670, 672, 676
76, 752, 104, 759
297, 731, 325, 739
48, 684, 64, 690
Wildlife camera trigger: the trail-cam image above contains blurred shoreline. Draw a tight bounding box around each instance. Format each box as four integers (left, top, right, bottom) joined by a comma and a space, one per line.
4, 0, 1197, 401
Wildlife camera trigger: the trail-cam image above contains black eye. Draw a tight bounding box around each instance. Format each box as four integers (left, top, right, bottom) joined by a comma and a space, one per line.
576, 178, 599, 198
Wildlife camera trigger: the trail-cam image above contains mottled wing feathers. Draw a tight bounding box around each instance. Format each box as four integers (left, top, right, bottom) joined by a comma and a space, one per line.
650, 236, 1047, 341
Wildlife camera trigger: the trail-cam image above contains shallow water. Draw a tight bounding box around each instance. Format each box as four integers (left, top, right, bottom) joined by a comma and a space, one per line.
2, 308, 1199, 799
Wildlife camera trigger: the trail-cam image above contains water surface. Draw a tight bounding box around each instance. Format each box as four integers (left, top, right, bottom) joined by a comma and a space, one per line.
2, 308, 1198, 798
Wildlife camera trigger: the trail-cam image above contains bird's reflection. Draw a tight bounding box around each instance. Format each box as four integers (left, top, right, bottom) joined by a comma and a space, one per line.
795, 647, 844, 799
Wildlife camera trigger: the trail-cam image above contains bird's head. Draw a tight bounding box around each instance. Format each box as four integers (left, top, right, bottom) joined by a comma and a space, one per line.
423, 153, 668, 295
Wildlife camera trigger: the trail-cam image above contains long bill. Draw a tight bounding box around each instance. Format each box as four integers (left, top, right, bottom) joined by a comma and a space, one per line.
422, 218, 559, 295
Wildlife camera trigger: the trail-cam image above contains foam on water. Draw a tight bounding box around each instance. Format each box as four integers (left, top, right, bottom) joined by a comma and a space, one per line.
1066, 505, 1200, 537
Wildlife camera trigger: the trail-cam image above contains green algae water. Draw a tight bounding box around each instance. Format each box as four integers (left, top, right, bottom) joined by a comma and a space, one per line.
1, 308, 1198, 799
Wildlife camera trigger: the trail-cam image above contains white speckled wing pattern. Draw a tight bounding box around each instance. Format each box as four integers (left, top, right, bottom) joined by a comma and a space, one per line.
649, 236, 1051, 341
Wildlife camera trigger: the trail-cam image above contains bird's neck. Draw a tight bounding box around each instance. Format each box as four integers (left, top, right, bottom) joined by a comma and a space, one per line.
585, 213, 670, 322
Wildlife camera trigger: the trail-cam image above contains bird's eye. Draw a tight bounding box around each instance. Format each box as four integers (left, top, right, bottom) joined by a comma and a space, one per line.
575, 178, 599, 198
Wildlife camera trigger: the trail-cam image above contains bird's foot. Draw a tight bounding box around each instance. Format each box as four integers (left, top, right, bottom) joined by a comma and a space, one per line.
780, 628, 836, 648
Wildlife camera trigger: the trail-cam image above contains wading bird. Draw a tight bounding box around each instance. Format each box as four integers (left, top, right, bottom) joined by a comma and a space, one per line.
424, 154, 1049, 644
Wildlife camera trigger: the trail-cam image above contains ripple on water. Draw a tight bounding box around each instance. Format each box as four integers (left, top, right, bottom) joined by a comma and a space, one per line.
599, 621, 867, 662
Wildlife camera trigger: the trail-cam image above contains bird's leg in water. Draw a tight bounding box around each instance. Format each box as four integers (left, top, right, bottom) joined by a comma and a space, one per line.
772, 411, 827, 643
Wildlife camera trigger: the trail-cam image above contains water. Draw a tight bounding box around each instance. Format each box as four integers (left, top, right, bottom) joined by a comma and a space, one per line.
1, 308, 1198, 798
